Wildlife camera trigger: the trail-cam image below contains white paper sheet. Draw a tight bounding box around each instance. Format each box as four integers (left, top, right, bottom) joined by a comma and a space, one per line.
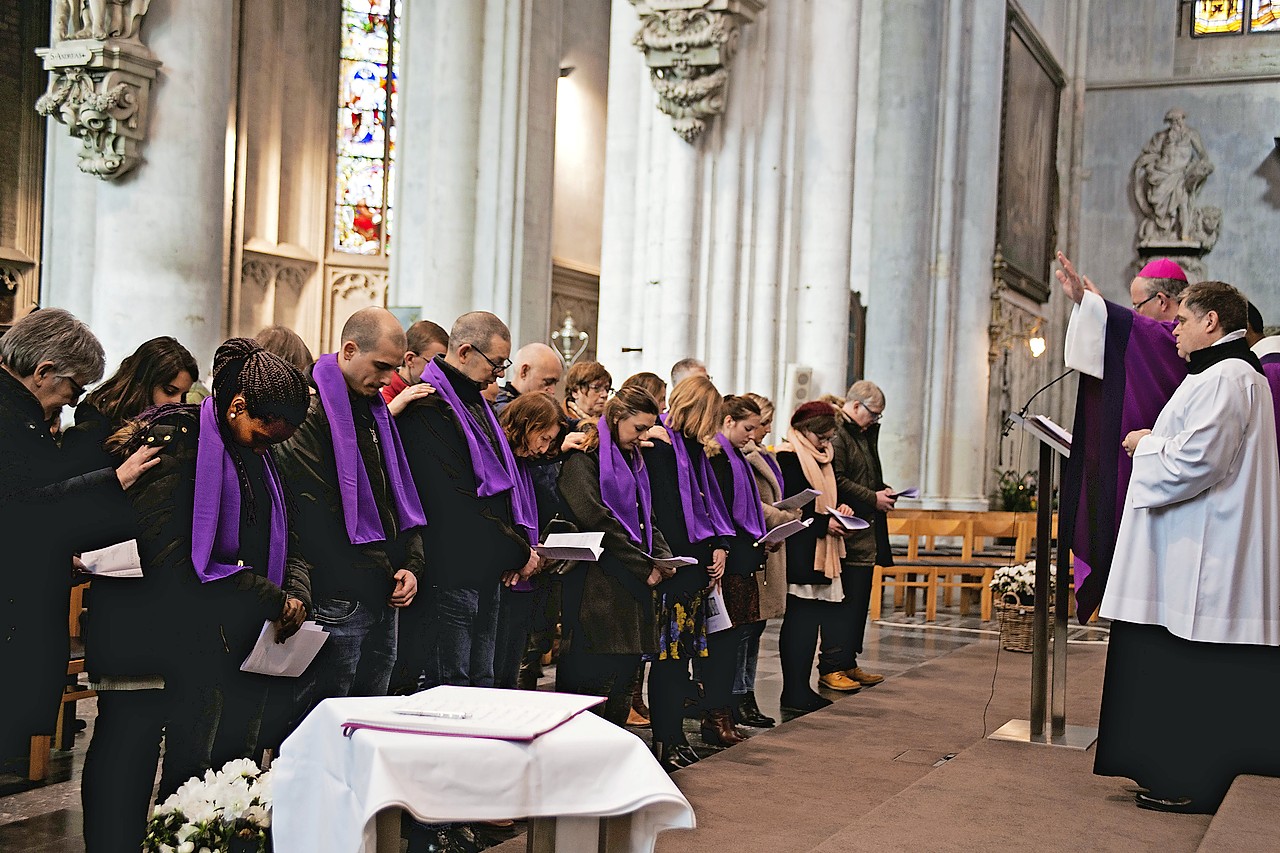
240, 620, 329, 677
79, 539, 144, 578
341, 685, 605, 740
651, 556, 699, 570
826, 509, 871, 531
535, 531, 605, 562
772, 488, 822, 511
891, 487, 920, 500
705, 585, 732, 633
755, 517, 813, 545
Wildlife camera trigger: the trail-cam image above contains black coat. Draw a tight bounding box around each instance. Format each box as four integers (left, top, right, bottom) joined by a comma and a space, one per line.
556, 449, 671, 655
274, 371, 425, 605
709, 448, 767, 576
397, 359, 532, 590
830, 420, 894, 567
108, 407, 311, 674
0, 370, 130, 742
641, 436, 730, 596
776, 451, 832, 586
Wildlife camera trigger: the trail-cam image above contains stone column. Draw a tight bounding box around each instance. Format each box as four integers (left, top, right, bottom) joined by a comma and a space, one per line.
86, 0, 234, 372
40, 130, 99, 322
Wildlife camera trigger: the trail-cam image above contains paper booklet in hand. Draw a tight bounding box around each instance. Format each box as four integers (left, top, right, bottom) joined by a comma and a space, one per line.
651, 555, 699, 570
341, 685, 605, 741
536, 531, 604, 562
890, 487, 920, 500
772, 488, 822, 511
240, 620, 329, 677
80, 539, 144, 578
826, 508, 871, 531
705, 585, 733, 634
755, 517, 814, 546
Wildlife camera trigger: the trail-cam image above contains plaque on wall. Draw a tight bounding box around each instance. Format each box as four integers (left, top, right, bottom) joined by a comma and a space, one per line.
995, 10, 1064, 304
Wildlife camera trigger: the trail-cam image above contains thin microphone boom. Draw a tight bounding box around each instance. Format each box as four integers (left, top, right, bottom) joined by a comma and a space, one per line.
1003, 369, 1075, 437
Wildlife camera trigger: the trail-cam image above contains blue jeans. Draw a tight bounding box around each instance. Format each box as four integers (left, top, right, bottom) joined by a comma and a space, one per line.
424, 584, 501, 688
493, 586, 536, 689
734, 619, 767, 695
292, 597, 398, 728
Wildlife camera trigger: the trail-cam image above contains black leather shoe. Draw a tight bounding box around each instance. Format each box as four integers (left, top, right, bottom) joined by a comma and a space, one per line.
779, 690, 832, 714
1134, 793, 1200, 813
654, 740, 701, 772
734, 692, 776, 728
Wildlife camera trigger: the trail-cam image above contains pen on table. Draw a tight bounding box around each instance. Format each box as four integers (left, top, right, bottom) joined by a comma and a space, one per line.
394, 709, 472, 719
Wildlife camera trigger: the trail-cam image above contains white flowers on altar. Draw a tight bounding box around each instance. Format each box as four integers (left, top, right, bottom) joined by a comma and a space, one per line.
144, 759, 273, 853
990, 560, 1054, 605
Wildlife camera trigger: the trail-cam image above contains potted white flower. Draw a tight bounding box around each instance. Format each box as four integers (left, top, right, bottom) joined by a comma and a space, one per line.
990, 561, 1054, 652
143, 758, 273, 853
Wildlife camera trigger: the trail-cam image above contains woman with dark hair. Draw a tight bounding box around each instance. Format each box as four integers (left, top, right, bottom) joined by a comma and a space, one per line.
62, 336, 198, 473
621, 371, 668, 413
562, 360, 612, 427
95, 338, 312, 814
556, 385, 673, 728
493, 392, 564, 689
776, 402, 859, 713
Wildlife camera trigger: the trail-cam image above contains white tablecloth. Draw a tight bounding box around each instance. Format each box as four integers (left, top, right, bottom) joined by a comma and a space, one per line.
271, 695, 695, 853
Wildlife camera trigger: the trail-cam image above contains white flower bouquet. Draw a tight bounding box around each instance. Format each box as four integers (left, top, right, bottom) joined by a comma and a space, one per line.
143, 758, 272, 853
990, 560, 1053, 606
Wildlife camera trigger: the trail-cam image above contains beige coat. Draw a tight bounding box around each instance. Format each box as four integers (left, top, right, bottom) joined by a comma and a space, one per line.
745, 445, 800, 620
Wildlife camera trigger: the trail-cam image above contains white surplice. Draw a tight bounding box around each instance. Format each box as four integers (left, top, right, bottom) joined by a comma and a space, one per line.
1101, 335, 1280, 645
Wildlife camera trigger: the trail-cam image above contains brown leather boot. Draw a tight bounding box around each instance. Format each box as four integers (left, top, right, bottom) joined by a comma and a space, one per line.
700, 708, 748, 746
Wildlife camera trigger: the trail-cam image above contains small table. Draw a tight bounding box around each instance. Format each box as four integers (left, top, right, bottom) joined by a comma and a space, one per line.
272, 695, 695, 853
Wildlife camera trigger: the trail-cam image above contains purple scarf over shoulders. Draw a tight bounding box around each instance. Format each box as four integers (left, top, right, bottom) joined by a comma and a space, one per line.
419, 357, 518, 498
714, 433, 767, 539
662, 416, 734, 543
509, 457, 540, 591
312, 354, 426, 544
1059, 302, 1185, 623
191, 397, 286, 587
597, 415, 653, 553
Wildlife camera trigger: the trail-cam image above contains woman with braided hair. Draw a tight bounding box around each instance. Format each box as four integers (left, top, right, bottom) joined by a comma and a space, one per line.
84, 338, 311, 846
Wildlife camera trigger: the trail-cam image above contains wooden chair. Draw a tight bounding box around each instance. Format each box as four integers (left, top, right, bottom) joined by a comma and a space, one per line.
28, 579, 95, 782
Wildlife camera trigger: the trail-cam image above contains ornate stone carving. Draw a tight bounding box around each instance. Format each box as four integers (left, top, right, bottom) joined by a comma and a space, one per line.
1133, 109, 1221, 253
35, 2, 160, 180
630, 0, 765, 143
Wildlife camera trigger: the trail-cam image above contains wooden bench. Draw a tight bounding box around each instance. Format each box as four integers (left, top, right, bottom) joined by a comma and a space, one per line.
28, 579, 95, 781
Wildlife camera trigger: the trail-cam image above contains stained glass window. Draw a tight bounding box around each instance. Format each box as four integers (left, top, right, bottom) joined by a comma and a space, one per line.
1191, 0, 1280, 34
334, 0, 401, 255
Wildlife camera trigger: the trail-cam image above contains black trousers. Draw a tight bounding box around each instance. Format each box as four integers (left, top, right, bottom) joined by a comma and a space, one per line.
818, 563, 875, 672
779, 594, 844, 698
493, 586, 536, 690
555, 646, 637, 726
82, 689, 166, 853
158, 665, 269, 800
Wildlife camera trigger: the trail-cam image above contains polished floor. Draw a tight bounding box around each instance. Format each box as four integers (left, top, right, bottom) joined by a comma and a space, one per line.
0, 608, 1110, 851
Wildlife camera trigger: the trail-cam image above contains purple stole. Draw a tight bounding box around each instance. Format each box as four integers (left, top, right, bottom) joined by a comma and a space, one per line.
312, 354, 426, 544
663, 416, 735, 544
714, 433, 767, 540
1060, 302, 1185, 623
191, 397, 286, 587
597, 416, 654, 553
419, 358, 519, 498
509, 457, 539, 591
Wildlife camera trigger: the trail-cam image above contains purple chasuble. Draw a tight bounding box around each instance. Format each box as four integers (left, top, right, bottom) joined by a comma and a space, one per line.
661, 415, 735, 543
509, 457, 539, 591
597, 416, 654, 553
312, 354, 426, 544
419, 358, 519, 498
1060, 302, 1185, 623
192, 397, 286, 587
714, 433, 767, 539
1259, 354, 1280, 443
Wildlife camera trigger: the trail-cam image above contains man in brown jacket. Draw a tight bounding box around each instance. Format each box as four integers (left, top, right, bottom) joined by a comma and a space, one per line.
823, 380, 896, 691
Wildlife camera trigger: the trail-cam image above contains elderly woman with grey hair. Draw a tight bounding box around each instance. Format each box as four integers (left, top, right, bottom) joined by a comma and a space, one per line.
0, 308, 159, 759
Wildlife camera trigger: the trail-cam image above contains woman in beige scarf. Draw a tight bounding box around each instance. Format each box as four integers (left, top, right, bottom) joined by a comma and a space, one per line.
774, 402, 861, 713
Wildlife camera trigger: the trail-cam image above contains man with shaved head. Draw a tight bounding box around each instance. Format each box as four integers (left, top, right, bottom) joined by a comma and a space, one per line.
494, 342, 562, 413
276, 307, 427, 728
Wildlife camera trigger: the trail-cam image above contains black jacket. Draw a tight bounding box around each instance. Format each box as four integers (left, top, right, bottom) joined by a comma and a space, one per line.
397, 357, 531, 590
107, 406, 311, 674
709, 448, 767, 576
556, 449, 671, 655
274, 369, 425, 605
642, 436, 731, 596
776, 450, 832, 586
0, 370, 131, 738
830, 420, 894, 567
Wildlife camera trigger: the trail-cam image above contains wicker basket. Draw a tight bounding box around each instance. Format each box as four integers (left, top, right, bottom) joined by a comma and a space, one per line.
995, 594, 1044, 653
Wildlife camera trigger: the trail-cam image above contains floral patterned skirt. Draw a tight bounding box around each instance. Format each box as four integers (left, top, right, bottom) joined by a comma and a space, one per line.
654, 587, 709, 661
722, 572, 761, 626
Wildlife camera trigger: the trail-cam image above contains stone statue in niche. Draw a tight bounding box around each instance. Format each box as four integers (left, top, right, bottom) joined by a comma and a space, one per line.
54, 0, 151, 43
1132, 109, 1221, 252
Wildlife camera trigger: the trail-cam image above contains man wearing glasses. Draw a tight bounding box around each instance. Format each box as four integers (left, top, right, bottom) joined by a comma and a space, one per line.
821, 381, 895, 693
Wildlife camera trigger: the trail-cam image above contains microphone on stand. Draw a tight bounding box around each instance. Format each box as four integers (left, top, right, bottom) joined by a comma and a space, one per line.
1002, 369, 1075, 437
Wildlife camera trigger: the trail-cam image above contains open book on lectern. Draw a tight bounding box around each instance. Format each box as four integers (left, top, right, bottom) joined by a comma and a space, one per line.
1009, 412, 1072, 457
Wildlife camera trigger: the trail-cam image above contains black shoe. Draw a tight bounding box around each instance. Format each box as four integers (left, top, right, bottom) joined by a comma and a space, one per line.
1134, 792, 1201, 814
734, 692, 776, 728
779, 690, 832, 714
654, 740, 701, 772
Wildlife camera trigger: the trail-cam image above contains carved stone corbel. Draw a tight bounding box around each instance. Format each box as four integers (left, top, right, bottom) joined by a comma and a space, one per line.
35, 1, 160, 180
630, 0, 765, 143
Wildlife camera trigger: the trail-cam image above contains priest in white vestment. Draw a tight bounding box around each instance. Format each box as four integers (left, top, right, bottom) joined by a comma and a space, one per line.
1093, 280, 1280, 814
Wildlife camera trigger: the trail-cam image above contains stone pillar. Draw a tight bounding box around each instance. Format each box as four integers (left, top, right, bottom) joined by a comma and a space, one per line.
86, 0, 234, 372
40, 130, 99, 322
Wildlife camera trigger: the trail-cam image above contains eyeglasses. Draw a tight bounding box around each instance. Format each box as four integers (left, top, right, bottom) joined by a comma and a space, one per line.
586, 382, 612, 394
853, 395, 883, 423
471, 345, 512, 376
1132, 292, 1161, 311
58, 374, 86, 403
